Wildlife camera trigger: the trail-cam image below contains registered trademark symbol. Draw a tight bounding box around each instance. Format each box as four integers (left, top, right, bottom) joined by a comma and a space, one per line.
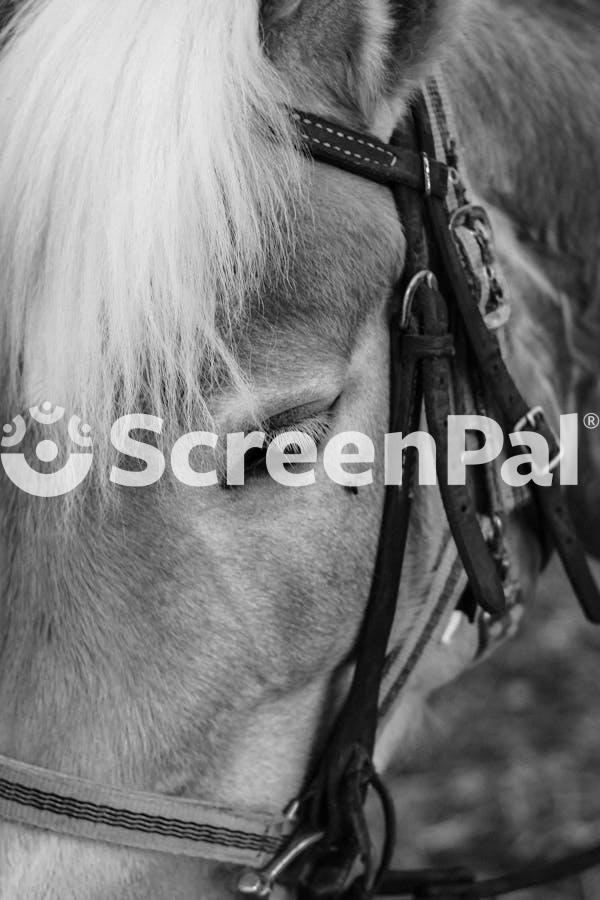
584, 413, 600, 430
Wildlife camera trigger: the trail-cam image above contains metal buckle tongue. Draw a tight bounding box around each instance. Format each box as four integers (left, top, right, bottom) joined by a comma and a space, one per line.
238, 828, 325, 898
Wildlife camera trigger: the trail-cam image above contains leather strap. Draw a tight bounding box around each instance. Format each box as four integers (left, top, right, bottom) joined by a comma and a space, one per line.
380, 840, 600, 897
295, 270, 426, 900
416, 284, 505, 616
413, 97, 600, 624
391, 115, 506, 624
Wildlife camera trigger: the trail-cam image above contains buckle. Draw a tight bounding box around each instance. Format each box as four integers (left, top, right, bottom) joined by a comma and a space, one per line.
513, 406, 563, 475
449, 203, 510, 331
400, 270, 438, 330
238, 828, 325, 898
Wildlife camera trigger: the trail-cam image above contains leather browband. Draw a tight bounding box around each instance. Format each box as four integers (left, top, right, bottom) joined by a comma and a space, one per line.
291, 110, 449, 197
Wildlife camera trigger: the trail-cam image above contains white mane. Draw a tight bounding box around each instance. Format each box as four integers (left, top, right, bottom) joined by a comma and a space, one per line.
0, 0, 300, 434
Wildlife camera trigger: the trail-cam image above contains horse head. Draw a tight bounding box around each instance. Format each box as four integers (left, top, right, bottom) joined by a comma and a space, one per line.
0, 1, 598, 898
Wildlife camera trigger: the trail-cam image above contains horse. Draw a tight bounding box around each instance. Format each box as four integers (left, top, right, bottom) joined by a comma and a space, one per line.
0, 0, 599, 897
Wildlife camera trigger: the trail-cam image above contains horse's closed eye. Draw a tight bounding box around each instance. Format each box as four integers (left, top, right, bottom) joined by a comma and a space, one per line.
243, 413, 335, 479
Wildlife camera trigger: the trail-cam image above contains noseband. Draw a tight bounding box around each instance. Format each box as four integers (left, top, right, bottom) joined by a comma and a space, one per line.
0, 78, 599, 899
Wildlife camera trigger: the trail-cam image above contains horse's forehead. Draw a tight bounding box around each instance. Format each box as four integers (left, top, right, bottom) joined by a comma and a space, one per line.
243, 163, 405, 369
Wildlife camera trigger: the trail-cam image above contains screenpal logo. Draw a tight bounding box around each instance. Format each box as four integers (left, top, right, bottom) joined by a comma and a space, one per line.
1, 402, 93, 497
0, 407, 582, 494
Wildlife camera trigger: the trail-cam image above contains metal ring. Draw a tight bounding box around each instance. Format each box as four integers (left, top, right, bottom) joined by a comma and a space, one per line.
238, 829, 325, 898
400, 270, 438, 330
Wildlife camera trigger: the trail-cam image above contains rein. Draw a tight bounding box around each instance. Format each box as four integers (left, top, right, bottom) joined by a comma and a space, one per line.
1, 75, 600, 898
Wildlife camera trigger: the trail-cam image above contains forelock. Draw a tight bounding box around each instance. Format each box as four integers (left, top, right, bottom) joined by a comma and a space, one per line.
0, 0, 302, 452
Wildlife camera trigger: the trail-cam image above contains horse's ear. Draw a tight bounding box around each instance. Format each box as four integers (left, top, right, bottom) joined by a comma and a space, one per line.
384, 0, 462, 85
261, 0, 461, 131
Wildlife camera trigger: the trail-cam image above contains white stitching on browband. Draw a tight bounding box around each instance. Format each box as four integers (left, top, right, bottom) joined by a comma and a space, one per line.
293, 112, 397, 162
299, 132, 386, 167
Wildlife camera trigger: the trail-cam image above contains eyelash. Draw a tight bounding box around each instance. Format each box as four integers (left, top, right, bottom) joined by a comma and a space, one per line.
244, 413, 335, 478
266, 416, 333, 448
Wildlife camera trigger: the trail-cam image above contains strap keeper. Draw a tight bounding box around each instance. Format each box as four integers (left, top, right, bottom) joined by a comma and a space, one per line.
400, 334, 455, 359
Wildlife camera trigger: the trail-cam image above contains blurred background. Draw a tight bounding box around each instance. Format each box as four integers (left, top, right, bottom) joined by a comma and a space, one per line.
390, 559, 600, 899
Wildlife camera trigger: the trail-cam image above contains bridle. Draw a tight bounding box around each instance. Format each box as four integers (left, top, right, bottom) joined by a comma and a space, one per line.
254, 81, 600, 899
1, 75, 600, 899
